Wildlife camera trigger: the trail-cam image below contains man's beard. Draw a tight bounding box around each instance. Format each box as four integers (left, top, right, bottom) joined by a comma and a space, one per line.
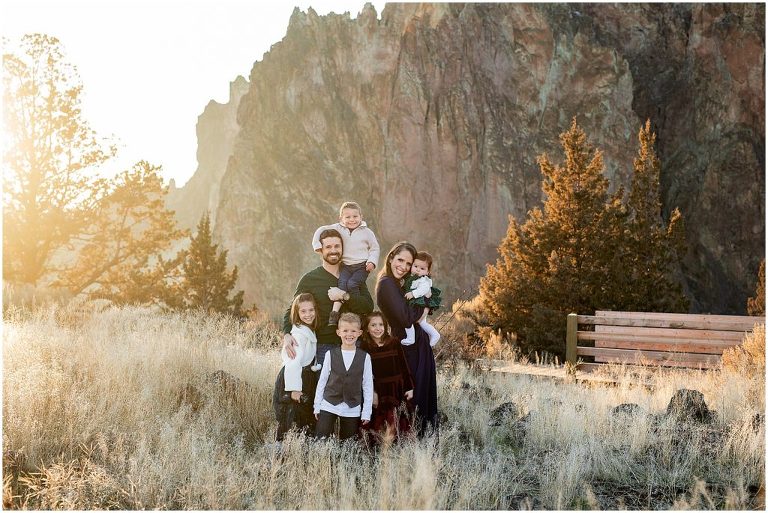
323, 252, 341, 265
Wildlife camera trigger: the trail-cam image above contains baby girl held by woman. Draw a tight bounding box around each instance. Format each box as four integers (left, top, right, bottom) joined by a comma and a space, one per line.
401, 251, 442, 347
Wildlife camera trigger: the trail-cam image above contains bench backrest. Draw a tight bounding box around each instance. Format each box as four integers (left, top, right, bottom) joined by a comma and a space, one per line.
566, 310, 765, 371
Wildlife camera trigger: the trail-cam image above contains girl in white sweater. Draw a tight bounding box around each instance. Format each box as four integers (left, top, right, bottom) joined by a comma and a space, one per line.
281, 293, 322, 401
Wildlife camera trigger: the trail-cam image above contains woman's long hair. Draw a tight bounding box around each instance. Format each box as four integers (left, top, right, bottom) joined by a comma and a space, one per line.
377, 241, 417, 282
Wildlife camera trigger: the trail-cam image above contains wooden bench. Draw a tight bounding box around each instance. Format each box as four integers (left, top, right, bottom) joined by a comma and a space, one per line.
565, 310, 765, 372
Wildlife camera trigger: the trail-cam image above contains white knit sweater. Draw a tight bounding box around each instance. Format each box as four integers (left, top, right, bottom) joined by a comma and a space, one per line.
281, 324, 317, 391
312, 221, 380, 267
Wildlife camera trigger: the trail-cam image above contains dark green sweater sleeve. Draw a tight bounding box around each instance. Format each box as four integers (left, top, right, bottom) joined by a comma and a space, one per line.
282, 274, 309, 334
346, 280, 374, 316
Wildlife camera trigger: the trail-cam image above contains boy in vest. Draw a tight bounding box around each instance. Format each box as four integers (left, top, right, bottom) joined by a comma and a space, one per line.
313, 312, 373, 440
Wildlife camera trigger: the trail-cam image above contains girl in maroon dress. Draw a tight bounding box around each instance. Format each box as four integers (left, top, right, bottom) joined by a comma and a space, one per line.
359, 311, 415, 444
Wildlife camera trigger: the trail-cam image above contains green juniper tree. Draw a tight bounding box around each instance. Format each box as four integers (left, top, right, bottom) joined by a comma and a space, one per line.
167, 212, 244, 317
480, 118, 625, 357
617, 120, 688, 312
747, 259, 765, 316
480, 118, 688, 358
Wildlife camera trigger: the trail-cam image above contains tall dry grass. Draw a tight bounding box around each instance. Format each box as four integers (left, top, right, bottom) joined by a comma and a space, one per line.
3, 304, 764, 509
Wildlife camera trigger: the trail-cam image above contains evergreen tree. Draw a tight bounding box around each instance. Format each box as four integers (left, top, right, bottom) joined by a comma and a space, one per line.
58, 161, 186, 302
3, 34, 181, 306
479, 118, 688, 358
747, 259, 765, 316
617, 120, 689, 312
3, 34, 116, 285
168, 212, 244, 317
480, 118, 625, 357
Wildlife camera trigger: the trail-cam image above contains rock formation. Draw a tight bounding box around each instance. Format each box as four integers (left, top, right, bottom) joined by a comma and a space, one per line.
167, 76, 249, 230
169, 3, 764, 317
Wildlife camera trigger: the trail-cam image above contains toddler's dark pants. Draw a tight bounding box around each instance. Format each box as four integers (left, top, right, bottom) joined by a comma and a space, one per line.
315, 410, 360, 440
338, 262, 368, 293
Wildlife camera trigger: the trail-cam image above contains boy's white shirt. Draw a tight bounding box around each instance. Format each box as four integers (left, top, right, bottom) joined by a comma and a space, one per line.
409, 275, 433, 298
281, 324, 317, 391
313, 348, 373, 421
311, 221, 380, 267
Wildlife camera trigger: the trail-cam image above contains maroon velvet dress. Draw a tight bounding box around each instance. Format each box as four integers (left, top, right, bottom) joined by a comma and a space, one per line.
360, 336, 415, 443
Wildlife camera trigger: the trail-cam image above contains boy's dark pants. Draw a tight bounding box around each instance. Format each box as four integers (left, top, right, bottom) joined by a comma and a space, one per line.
315, 410, 360, 440
338, 262, 368, 293
273, 365, 319, 441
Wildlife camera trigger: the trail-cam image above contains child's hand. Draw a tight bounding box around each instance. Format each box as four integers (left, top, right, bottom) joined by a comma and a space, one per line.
405, 292, 414, 300
283, 334, 298, 359
425, 290, 432, 298
365, 262, 374, 272
314, 413, 319, 420
327, 287, 346, 302
405, 389, 413, 400
291, 391, 303, 402
361, 419, 370, 426
373, 392, 379, 408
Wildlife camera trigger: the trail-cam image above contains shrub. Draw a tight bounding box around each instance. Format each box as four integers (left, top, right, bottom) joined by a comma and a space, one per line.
432, 297, 499, 364
477, 119, 687, 358
721, 324, 765, 376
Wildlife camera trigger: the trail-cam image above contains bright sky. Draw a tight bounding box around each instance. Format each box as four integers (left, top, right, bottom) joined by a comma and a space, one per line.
2, 0, 386, 187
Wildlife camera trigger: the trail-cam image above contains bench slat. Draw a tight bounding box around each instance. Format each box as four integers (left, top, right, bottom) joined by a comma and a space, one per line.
576, 315, 760, 331
578, 332, 738, 354
592, 311, 764, 331
576, 346, 720, 368
594, 325, 745, 341
575, 362, 715, 375
595, 310, 763, 322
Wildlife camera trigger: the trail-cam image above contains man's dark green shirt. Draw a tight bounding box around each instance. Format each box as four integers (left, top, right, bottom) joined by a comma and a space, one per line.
282, 266, 374, 345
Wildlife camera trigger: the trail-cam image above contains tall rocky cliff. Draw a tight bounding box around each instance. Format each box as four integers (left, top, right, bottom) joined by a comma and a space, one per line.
168, 3, 765, 316
167, 76, 249, 230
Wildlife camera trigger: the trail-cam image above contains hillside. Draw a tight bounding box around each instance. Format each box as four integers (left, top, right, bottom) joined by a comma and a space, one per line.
167, 3, 765, 316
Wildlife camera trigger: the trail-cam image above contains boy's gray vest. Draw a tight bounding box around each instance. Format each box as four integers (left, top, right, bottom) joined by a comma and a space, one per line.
323, 347, 366, 407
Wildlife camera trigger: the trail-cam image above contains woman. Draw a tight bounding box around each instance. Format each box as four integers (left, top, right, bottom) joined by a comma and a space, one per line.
359, 311, 414, 444
375, 242, 438, 435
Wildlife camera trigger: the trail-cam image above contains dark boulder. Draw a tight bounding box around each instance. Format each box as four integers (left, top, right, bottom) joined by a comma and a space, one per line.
489, 402, 520, 426
665, 388, 717, 423
611, 403, 644, 417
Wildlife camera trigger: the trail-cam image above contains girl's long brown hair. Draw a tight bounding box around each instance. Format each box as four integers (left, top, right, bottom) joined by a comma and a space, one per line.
361, 311, 397, 347
290, 292, 318, 331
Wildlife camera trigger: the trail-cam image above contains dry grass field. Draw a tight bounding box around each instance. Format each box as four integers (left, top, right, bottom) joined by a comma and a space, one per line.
2, 303, 765, 509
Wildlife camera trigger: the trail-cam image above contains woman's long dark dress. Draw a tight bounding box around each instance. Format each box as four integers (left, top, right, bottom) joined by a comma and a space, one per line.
376, 275, 438, 435
360, 336, 415, 442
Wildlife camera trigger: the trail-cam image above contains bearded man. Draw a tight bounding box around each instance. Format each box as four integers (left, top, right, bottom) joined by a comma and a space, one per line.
281, 228, 374, 365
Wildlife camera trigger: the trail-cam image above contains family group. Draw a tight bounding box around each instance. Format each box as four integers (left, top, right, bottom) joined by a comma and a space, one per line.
272, 201, 443, 445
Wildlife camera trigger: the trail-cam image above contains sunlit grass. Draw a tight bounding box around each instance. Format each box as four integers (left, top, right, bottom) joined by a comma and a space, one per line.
3, 304, 764, 509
